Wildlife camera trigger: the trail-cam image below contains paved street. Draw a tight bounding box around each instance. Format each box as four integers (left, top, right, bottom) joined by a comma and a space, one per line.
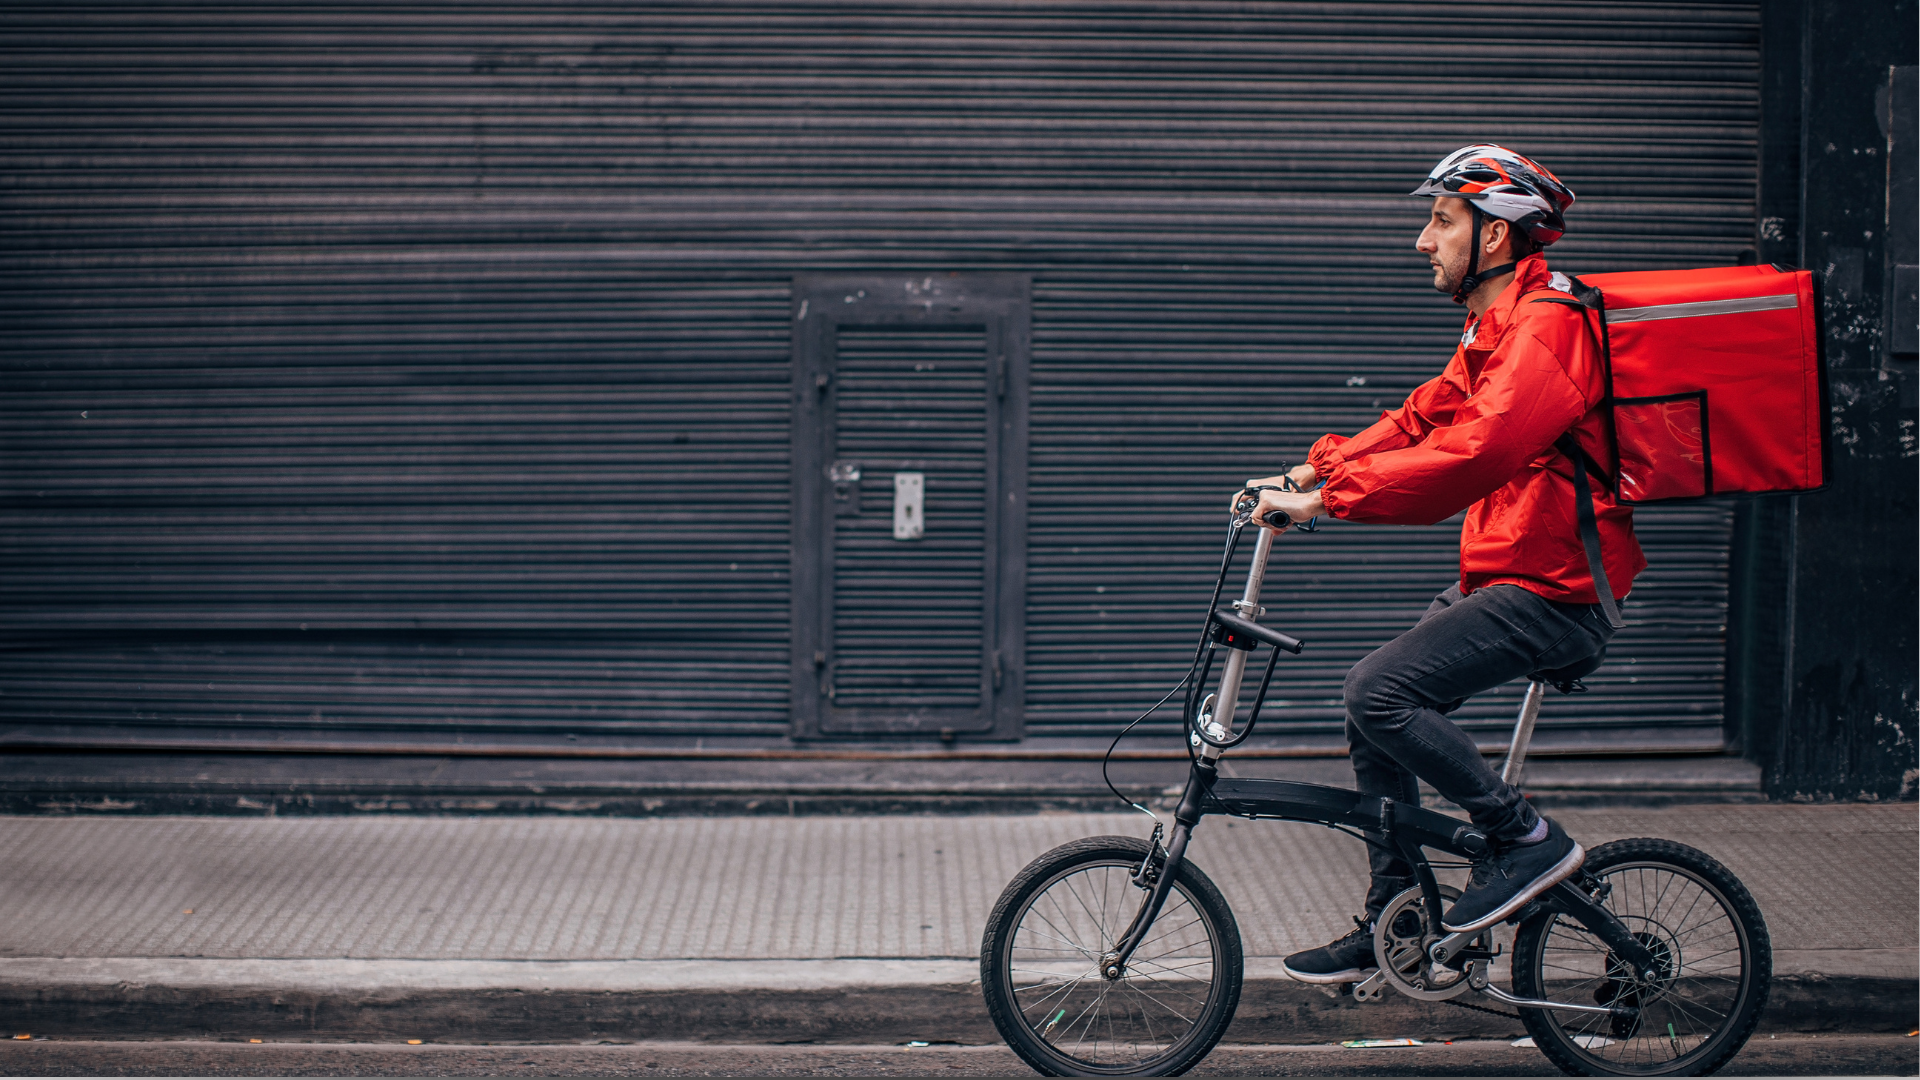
4, 1035, 1916, 1077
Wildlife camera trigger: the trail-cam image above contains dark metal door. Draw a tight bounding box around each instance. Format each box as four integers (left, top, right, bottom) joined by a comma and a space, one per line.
790, 274, 1029, 739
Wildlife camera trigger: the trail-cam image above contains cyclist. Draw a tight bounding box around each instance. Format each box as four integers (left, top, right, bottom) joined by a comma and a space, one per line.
1242, 145, 1645, 984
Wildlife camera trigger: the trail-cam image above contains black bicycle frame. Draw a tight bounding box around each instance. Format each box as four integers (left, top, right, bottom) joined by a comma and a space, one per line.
1101, 505, 1662, 990
1107, 759, 1660, 979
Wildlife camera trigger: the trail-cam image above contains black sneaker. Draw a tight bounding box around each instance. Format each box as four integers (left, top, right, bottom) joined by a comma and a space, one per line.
1442, 817, 1585, 933
1282, 916, 1377, 984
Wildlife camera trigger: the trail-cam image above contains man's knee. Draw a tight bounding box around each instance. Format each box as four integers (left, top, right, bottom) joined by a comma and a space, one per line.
1343, 655, 1402, 732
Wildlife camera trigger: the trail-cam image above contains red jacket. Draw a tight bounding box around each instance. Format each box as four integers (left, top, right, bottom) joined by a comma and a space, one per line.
1307, 254, 1645, 606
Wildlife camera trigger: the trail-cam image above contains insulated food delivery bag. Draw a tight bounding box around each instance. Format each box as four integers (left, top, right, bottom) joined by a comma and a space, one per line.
1538, 264, 1825, 504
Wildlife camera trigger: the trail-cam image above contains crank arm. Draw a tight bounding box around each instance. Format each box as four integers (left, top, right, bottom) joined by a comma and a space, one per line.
1428, 929, 1477, 967
1480, 982, 1637, 1020
1351, 968, 1389, 1002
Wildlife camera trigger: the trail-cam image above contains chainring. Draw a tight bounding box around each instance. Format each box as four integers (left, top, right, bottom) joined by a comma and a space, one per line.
1372, 884, 1481, 1001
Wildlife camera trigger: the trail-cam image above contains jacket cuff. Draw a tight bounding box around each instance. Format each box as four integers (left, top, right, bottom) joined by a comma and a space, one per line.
1307, 436, 1357, 520
1307, 433, 1348, 477
1314, 465, 1359, 520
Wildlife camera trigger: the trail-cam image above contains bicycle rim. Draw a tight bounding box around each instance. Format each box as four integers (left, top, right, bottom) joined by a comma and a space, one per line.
1002, 858, 1225, 1072
1527, 860, 1754, 1074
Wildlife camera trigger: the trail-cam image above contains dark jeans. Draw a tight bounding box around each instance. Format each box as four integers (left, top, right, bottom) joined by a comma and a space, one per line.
1346, 583, 1615, 920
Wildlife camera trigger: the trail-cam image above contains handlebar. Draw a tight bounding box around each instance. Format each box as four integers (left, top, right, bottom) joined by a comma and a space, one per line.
1234, 481, 1319, 534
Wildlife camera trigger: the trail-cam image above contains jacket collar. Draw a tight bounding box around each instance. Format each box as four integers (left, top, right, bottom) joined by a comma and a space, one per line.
1460, 253, 1552, 349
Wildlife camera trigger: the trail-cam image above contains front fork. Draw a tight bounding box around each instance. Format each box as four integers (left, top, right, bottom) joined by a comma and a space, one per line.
1104, 522, 1272, 979
1103, 760, 1216, 978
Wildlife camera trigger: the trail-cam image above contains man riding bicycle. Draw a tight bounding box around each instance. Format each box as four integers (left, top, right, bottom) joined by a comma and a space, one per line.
1242, 145, 1645, 984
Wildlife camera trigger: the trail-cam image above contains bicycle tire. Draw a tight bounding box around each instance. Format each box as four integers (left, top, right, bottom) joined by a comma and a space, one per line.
980, 835, 1242, 1077
1512, 838, 1771, 1077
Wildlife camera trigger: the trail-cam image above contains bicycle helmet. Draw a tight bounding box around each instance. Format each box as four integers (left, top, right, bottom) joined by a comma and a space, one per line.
1412, 144, 1576, 303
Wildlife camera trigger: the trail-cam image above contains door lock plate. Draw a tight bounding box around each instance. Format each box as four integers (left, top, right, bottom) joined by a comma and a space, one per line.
893, 472, 924, 540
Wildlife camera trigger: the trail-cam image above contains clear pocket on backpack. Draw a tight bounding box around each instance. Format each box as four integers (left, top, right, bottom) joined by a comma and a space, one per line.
1615, 391, 1710, 503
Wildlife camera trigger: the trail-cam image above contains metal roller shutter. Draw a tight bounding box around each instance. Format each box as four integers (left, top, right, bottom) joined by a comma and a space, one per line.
0, 2, 1757, 748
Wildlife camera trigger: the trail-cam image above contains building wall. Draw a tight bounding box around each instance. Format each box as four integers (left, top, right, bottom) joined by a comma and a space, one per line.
1738, 0, 1918, 799
1, 2, 1764, 748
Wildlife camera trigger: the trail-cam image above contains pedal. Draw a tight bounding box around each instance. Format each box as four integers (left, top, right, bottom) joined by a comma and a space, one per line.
1316, 982, 1345, 1000
1351, 969, 1389, 1003
1466, 959, 1491, 991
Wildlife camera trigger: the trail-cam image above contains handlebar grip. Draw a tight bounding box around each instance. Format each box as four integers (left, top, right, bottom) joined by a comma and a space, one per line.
1261, 509, 1293, 529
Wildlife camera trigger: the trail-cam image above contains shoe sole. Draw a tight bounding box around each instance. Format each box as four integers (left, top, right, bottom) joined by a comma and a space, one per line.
1441, 843, 1586, 934
1281, 962, 1377, 985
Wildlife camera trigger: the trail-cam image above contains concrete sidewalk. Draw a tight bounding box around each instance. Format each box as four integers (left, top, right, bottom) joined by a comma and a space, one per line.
1, 804, 1913, 1044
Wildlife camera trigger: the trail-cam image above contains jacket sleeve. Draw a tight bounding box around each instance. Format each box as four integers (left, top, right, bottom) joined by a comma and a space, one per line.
1307, 362, 1469, 479
1315, 320, 1597, 526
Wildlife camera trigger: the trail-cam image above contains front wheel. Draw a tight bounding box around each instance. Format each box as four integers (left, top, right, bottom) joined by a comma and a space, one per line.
980, 835, 1242, 1077
1513, 838, 1771, 1077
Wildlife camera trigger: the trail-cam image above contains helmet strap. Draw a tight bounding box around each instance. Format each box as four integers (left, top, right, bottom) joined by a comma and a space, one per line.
1451, 204, 1518, 305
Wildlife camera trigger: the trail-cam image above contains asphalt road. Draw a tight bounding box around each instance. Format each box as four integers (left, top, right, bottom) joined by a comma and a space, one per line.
2, 1035, 1914, 1077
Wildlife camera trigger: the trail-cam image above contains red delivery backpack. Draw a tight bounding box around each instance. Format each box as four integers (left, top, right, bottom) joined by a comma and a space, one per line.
1528, 263, 1826, 626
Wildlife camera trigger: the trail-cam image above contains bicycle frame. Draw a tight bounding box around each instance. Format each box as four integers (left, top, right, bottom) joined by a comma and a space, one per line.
1101, 523, 1663, 1012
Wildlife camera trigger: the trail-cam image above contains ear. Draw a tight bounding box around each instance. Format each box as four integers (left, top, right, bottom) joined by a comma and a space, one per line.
1484, 218, 1510, 255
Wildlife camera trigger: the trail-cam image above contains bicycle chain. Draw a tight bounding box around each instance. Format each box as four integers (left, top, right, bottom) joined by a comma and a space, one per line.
1439, 995, 1522, 1021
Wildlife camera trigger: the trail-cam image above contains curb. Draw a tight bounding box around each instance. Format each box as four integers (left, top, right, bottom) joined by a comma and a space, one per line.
0, 783, 1769, 819
3, 955, 1912, 1044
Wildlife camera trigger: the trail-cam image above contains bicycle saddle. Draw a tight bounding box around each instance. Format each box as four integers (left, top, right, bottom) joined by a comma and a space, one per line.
1530, 649, 1604, 694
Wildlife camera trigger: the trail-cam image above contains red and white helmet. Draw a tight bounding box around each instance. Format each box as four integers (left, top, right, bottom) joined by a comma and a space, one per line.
1411, 144, 1576, 246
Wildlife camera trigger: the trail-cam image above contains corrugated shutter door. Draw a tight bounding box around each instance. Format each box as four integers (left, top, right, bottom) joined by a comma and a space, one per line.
0, 2, 1756, 748
830, 328, 989, 714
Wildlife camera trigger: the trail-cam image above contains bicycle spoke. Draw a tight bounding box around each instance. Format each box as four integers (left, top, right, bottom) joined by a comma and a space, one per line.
1118, 974, 1198, 1024
1014, 970, 1095, 1017
1068, 978, 1112, 1056
1017, 917, 1102, 960
1128, 954, 1215, 977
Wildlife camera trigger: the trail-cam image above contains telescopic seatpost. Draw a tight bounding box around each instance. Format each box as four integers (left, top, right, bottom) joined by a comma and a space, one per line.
1197, 525, 1276, 765
1499, 680, 1547, 786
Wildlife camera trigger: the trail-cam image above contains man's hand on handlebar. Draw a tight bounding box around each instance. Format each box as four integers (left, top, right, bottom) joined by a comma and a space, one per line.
1228, 465, 1325, 531
1242, 486, 1327, 532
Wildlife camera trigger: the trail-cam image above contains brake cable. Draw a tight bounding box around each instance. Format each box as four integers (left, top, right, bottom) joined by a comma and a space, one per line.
1101, 469, 1318, 807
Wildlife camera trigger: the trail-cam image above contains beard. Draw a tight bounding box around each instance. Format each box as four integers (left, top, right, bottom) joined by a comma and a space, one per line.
1429, 246, 1469, 295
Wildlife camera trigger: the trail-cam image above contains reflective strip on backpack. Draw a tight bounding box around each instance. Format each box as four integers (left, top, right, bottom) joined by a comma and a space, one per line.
1604, 292, 1798, 324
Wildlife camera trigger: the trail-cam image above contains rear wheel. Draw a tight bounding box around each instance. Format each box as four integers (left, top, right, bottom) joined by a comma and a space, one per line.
980, 835, 1242, 1077
1513, 838, 1771, 1076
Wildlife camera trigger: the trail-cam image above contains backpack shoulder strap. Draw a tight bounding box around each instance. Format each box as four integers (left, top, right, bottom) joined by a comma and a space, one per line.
1555, 432, 1625, 630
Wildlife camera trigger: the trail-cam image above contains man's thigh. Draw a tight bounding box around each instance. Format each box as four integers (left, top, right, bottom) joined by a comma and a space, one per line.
1361, 584, 1587, 712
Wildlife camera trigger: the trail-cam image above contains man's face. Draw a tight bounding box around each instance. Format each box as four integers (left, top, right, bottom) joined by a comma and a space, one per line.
1416, 196, 1475, 295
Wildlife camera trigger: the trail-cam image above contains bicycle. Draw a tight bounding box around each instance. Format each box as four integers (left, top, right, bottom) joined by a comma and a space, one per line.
980, 488, 1772, 1077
